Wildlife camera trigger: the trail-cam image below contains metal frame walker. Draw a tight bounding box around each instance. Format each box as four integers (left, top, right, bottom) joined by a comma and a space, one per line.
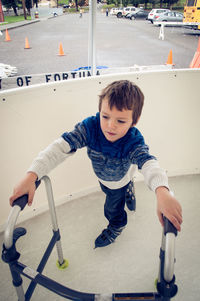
2, 175, 178, 301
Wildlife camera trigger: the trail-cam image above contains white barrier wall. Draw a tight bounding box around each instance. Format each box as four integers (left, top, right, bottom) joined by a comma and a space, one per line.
1, 69, 200, 230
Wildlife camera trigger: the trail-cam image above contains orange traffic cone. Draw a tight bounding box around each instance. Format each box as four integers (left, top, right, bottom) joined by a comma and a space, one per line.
166, 49, 174, 66
24, 37, 31, 49
190, 38, 200, 68
58, 42, 65, 56
5, 29, 11, 42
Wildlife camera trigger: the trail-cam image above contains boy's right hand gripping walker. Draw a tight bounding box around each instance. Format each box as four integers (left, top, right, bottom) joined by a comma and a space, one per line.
2, 175, 178, 301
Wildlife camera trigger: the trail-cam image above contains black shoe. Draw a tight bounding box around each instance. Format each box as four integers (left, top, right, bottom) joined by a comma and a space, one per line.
125, 181, 136, 211
94, 225, 124, 248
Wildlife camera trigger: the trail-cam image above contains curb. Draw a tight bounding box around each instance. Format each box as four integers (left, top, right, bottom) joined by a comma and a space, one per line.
0, 19, 40, 32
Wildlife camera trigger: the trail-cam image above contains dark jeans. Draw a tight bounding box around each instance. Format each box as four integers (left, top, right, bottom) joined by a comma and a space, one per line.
99, 182, 130, 229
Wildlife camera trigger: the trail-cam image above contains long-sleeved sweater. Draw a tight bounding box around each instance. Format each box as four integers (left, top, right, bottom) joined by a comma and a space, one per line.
28, 113, 169, 191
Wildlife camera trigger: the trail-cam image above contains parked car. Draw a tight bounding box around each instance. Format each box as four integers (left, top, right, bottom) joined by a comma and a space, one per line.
153, 11, 183, 23
147, 8, 171, 23
127, 9, 149, 20
117, 6, 139, 18
109, 8, 116, 15
110, 7, 123, 16
109, 8, 120, 15
123, 7, 139, 17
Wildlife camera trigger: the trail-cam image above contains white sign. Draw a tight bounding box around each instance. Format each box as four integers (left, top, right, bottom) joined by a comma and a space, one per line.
0, 69, 101, 91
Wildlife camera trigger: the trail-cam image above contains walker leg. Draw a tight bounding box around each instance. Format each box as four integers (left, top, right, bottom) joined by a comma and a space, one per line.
9, 265, 25, 301
56, 240, 65, 264
157, 229, 166, 282
15, 285, 25, 301
55, 239, 69, 269
156, 225, 178, 299
42, 176, 68, 269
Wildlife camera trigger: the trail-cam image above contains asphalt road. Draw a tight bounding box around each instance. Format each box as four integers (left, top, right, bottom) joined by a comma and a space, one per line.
1, 11, 200, 76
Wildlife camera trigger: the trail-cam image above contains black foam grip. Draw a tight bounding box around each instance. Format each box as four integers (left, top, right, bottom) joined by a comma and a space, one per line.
164, 216, 177, 236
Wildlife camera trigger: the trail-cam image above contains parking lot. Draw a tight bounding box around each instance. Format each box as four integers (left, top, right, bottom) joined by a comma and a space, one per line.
1, 10, 200, 77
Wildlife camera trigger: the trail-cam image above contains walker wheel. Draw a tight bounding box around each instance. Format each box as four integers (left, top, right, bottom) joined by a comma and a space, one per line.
56, 259, 69, 270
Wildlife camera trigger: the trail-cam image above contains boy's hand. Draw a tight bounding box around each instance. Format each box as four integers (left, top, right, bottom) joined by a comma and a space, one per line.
156, 186, 182, 232
9, 172, 38, 207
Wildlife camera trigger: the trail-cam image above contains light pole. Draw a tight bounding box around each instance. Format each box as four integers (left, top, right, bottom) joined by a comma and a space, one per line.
88, 0, 96, 76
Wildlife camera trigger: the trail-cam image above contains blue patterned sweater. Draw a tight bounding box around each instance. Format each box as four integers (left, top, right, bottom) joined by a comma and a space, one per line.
62, 113, 156, 182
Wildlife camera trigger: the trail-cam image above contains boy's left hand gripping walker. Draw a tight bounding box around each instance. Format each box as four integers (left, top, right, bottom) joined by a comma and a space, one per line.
2, 176, 178, 301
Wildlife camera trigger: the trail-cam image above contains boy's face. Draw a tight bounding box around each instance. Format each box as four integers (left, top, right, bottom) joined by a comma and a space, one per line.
100, 98, 134, 143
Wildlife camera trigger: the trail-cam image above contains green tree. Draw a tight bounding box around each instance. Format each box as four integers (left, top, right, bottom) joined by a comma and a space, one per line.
164, 0, 179, 9
114, 0, 122, 7
129, 0, 140, 7
144, 0, 150, 9
148, 0, 159, 8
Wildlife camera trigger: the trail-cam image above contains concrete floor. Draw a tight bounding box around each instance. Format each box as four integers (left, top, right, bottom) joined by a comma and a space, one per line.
0, 174, 200, 301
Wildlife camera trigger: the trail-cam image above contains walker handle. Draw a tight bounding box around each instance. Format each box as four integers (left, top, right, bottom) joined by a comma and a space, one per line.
164, 216, 177, 236
12, 180, 41, 210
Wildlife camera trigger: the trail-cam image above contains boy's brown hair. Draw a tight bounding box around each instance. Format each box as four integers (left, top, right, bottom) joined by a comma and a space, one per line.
99, 80, 144, 125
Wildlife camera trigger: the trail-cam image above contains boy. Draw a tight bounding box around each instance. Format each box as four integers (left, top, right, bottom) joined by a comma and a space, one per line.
9, 80, 182, 248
